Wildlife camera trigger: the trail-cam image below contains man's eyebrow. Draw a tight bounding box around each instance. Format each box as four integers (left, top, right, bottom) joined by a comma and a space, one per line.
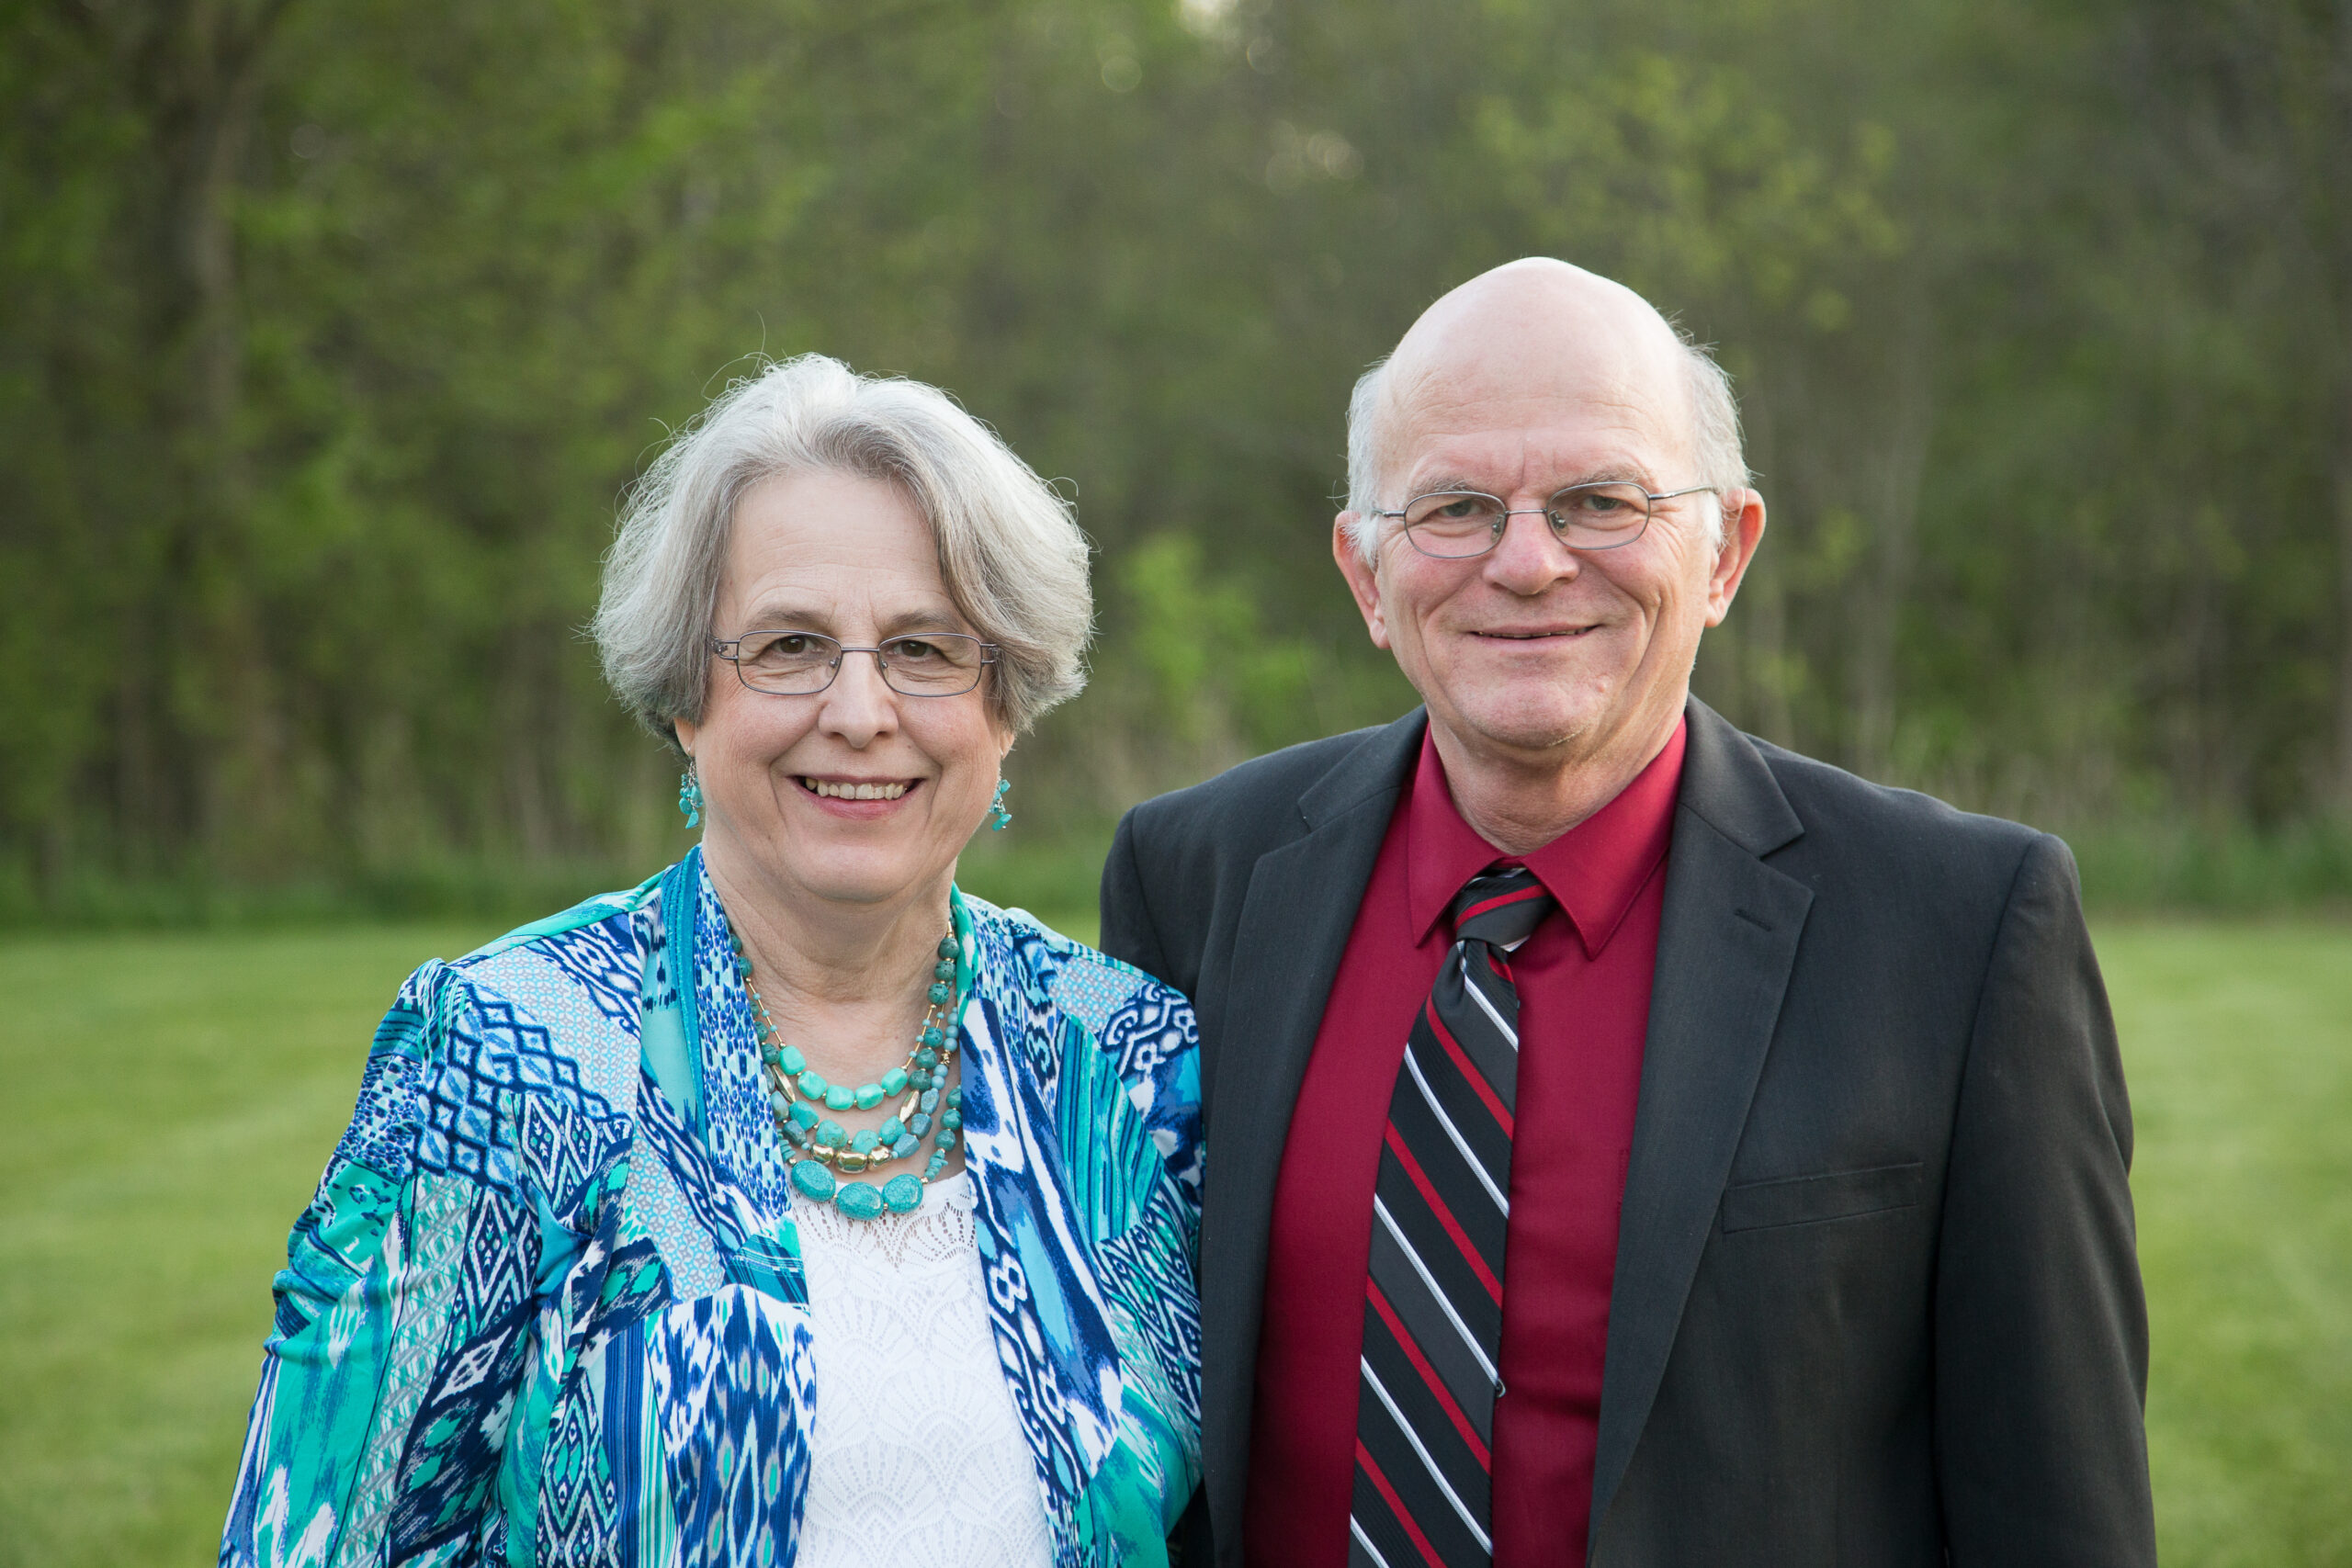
1397, 468, 1654, 498
1398, 472, 1487, 498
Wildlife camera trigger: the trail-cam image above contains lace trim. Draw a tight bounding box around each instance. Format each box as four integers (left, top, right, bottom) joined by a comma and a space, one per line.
795, 1173, 1054, 1568
793, 1167, 978, 1269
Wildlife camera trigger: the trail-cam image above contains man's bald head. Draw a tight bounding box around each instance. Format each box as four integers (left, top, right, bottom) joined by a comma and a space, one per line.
1387, 259, 1688, 407
1343, 259, 1746, 558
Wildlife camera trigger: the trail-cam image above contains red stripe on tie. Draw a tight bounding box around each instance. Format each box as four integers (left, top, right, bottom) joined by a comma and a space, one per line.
1385, 1123, 1503, 1302
1422, 999, 1513, 1136
1456, 884, 1548, 924
1356, 1439, 1450, 1568
1368, 1278, 1492, 1469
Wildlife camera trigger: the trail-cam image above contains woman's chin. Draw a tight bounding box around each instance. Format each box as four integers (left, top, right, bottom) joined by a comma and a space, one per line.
768, 825, 962, 910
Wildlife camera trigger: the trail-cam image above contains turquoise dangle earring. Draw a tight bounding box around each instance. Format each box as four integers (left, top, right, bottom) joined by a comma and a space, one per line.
678, 760, 703, 829
988, 777, 1012, 831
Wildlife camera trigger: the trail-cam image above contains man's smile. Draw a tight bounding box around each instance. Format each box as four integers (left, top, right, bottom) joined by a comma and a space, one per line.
1467, 625, 1599, 640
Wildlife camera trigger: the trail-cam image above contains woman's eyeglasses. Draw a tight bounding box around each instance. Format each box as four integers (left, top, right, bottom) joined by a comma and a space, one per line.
710, 631, 999, 696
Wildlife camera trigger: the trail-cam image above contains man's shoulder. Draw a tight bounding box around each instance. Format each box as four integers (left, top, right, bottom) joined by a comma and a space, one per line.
1756, 736, 2032, 839
1740, 731, 2056, 898
1123, 720, 1407, 846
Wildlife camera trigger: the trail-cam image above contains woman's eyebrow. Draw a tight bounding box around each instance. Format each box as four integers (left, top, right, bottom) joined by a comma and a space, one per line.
736, 601, 833, 631
876, 606, 972, 637
732, 602, 967, 636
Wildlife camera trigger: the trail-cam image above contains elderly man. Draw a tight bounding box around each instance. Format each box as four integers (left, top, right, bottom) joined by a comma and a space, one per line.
1100, 259, 2154, 1568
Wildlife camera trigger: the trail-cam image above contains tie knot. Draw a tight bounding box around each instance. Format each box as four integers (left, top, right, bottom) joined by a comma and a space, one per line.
1449, 863, 1554, 949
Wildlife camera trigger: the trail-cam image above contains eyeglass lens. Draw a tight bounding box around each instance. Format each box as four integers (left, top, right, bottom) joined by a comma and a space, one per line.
1400, 483, 1654, 557
729, 631, 989, 695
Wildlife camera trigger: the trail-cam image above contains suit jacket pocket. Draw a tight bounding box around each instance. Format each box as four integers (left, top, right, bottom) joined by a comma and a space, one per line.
1719, 1161, 1923, 1234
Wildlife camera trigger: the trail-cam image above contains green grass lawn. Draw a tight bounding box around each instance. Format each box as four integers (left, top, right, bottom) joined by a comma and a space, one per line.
2112, 923, 2352, 1567
0, 924, 503, 1568
0, 919, 2346, 1564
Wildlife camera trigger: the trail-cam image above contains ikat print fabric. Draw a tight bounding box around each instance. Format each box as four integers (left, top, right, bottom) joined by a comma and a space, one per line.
220, 850, 1203, 1567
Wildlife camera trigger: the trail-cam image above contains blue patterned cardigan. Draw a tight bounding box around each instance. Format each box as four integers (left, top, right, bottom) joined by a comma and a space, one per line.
220, 850, 1203, 1567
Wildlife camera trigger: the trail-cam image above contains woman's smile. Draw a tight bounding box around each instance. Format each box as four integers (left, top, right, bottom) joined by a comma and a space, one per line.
797, 774, 918, 803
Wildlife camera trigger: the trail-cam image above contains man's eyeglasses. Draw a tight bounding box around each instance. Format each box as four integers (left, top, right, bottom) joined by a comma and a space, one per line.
1370, 481, 1719, 558
710, 631, 999, 697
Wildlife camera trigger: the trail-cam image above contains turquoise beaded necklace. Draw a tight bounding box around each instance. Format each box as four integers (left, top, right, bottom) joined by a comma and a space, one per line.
728, 920, 967, 1222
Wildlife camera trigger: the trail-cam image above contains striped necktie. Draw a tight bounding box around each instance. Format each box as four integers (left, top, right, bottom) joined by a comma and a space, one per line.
1351, 863, 1554, 1568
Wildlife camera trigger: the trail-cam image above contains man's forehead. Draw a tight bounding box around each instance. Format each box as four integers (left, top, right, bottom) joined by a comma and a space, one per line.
1389, 367, 1688, 484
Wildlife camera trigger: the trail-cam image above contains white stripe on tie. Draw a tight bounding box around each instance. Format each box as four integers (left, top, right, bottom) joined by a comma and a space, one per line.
1404, 1046, 1510, 1213
1373, 1195, 1499, 1384
1349, 1515, 1396, 1568
1458, 948, 1520, 1050
1363, 1357, 1492, 1551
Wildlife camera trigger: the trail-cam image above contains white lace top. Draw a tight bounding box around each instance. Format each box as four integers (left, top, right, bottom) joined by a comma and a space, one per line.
793, 1173, 1055, 1568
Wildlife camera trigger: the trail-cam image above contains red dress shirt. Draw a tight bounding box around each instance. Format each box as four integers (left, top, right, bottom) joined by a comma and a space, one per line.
1242, 719, 1687, 1568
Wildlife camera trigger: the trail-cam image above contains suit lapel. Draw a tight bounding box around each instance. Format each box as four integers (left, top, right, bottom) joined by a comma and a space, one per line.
1200, 709, 1425, 1557
1588, 701, 1815, 1549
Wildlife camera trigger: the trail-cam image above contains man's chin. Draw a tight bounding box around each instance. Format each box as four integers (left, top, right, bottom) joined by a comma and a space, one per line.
1438, 702, 1611, 761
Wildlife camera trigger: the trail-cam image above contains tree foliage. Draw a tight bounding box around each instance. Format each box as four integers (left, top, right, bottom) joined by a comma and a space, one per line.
2, 0, 2346, 905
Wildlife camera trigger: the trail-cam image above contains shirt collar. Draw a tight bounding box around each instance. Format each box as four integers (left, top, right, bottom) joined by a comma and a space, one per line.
1405, 717, 1688, 960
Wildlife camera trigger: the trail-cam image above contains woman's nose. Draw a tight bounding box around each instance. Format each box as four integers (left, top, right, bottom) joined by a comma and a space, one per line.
818, 652, 899, 743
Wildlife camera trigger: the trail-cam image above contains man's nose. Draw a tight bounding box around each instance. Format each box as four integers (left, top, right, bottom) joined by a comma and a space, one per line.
1482, 508, 1580, 592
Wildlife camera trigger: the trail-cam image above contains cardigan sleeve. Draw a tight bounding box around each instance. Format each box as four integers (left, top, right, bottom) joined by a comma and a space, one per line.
220, 960, 545, 1568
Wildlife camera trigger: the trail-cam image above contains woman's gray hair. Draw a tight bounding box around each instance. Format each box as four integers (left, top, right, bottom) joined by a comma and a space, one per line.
1342, 333, 1749, 560
594, 355, 1092, 742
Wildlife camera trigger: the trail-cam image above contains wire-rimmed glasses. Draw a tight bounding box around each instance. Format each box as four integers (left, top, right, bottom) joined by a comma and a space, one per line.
1371, 481, 1719, 558
710, 630, 999, 697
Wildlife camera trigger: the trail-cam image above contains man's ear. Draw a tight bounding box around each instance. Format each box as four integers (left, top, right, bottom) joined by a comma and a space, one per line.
1333, 513, 1392, 649
1703, 489, 1768, 626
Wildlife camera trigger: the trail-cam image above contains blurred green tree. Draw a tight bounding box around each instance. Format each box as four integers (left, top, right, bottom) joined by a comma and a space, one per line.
1, 0, 2346, 912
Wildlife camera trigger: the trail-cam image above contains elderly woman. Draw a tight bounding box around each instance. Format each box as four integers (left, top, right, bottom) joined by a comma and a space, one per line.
220, 356, 1203, 1568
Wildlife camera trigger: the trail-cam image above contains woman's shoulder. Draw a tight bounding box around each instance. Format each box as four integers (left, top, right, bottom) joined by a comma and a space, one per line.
959, 891, 1193, 1032
380, 873, 663, 1070
960, 892, 1202, 1186
452, 871, 664, 973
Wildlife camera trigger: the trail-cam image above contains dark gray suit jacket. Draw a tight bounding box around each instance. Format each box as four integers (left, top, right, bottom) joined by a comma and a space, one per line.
1099, 699, 2155, 1567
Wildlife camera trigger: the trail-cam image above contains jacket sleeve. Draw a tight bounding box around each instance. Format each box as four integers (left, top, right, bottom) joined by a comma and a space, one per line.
1100, 805, 1182, 993
1933, 834, 2157, 1566
220, 963, 540, 1568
